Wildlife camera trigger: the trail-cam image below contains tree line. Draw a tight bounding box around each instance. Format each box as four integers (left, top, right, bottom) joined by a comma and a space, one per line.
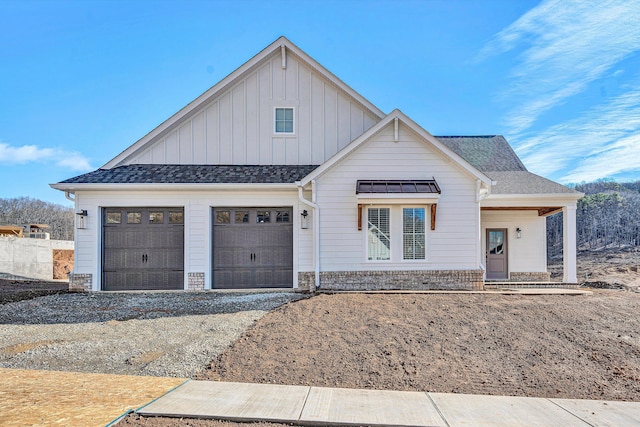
0, 197, 74, 241
547, 180, 640, 258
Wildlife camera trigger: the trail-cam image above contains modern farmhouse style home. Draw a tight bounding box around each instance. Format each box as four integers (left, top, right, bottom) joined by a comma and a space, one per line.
52, 37, 582, 292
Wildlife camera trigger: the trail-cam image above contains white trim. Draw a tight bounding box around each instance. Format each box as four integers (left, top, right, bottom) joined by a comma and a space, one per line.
273, 106, 296, 136
50, 183, 298, 192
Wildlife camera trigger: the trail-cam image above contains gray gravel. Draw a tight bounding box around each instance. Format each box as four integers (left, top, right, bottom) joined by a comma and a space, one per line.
0, 291, 306, 377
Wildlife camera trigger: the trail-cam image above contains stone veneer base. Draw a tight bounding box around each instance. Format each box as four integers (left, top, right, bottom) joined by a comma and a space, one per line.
188, 272, 205, 291
69, 273, 92, 292
298, 270, 484, 292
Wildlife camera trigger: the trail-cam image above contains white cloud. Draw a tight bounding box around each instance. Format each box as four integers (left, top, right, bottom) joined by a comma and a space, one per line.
478, 0, 640, 134
0, 141, 93, 172
514, 85, 640, 183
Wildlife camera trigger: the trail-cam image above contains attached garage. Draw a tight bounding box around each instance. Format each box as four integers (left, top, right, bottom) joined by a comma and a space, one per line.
102, 207, 184, 291
212, 207, 293, 289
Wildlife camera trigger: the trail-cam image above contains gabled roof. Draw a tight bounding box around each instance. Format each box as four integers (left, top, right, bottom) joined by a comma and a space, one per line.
56, 164, 318, 185
484, 171, 580, 195
299, 109, 493, 187
103, 36, 385, 169
435, 135, 527, 172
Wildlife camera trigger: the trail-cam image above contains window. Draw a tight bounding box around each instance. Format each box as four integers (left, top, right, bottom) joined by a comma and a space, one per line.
127, 212, 141, 224
367, 208, 390, 261
276, 211, 290, 223
169, 212, 184, 224
235, 210, 249, 223
149, 211, 164, 224
403, 208, 425, 260
216, 211, 230, 224
106, 212, 121, 224
256, 210, 271, 223
275, 107, 294, 133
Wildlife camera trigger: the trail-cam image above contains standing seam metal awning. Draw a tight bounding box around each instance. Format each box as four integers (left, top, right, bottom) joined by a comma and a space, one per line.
356, 180, 441, 194
355, 180, 441, 231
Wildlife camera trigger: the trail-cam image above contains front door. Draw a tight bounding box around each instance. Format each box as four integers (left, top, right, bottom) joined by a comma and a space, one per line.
486, 228, 508, 280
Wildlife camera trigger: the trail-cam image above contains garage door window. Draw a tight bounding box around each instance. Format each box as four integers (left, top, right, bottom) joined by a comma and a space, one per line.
216, 211, 230, 224
257, 210, 271, 223
127, 212, 141, 224
107, 212, 121, 224
169, 212, 183, 224
276, 211, 290, 223
235, 211, 249, 223
149, 212, 164, 224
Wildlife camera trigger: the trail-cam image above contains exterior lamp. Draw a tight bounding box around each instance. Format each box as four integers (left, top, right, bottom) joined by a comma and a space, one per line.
76, 210, 88, 229
516, 227, 522, 239
301, 209, 309, 229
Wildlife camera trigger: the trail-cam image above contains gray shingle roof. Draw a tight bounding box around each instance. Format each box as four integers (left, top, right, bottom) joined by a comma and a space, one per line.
60, 164, 319, 184
486, 171, 579, 195
435, 135, 527, 172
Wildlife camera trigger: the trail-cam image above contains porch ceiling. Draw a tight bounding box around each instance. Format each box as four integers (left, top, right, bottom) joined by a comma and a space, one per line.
481, 206, 563, 217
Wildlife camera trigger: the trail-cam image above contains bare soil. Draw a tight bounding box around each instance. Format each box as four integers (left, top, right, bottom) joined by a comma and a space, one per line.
0, 278, 68, 304
53, 249, 74, 280
123, 288, 640, 427
549, 246, 640, 290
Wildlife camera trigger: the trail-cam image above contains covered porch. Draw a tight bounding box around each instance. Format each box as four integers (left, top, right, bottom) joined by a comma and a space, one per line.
480, 191, 582, 286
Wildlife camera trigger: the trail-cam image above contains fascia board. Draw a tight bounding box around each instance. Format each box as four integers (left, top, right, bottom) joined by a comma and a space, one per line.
356, 195, 440, 204
300, 109, 493, 187
103, 36, 385, 169
482, 194, 583, 208
49, 183, 298, 192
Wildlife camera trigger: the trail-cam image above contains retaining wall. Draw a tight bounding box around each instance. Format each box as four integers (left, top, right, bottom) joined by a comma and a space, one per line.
0, 237, 74, 281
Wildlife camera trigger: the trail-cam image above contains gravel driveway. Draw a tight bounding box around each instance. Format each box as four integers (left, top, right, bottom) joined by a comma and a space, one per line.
0, 292, 305, 378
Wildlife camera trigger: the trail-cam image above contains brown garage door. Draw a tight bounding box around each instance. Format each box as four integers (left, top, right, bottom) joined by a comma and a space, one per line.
102, 207, 184, 291
212, 207, 293, 289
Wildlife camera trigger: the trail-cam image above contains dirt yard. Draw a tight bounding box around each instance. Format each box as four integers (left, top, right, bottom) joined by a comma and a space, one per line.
122, 289, 640, 427
549, 246, 640, 289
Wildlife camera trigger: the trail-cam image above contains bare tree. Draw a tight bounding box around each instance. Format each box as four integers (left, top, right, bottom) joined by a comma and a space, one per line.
0, 197, 74, 240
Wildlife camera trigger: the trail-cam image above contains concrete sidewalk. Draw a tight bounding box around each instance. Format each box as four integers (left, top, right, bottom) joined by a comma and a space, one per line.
137, 380, 640, 427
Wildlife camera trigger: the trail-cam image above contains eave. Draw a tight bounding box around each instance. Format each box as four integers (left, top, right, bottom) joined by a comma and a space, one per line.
49, 182, 298, 193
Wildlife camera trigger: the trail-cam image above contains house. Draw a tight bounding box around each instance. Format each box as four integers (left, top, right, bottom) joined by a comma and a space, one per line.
51, 37, 582, 292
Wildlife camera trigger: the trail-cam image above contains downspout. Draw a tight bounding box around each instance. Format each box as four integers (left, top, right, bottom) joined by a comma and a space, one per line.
64, 191, 75, 202
296, 180, 320, 292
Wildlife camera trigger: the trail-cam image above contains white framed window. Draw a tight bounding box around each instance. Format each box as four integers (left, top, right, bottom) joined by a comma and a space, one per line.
367, 207, 390, 261
403, 207, 425, 260
274, 107, 294, 134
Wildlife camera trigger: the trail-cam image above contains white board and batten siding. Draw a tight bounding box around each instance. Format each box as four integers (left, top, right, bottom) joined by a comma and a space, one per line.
316, 123, 480, 272
127, 51, 379, 167
481, 210, 547, 273
73, 190, 313, 291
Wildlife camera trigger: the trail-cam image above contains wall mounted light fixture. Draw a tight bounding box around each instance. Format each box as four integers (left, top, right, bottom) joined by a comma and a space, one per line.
301, 209, 309, 229
516, 227, 522, 239
76, 210, 88, 229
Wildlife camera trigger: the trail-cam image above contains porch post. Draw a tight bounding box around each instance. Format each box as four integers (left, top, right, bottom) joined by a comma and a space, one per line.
562, 205, 578, 283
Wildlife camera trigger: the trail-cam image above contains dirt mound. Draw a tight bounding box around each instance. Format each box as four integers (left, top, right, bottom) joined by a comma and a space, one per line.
53, 249, 74, 280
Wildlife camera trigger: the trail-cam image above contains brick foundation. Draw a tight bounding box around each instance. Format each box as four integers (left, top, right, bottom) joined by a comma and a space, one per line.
298, 270, 484, 292
509, 272, 552, 282
69, 273, 92, 292
188, 272, 205, 291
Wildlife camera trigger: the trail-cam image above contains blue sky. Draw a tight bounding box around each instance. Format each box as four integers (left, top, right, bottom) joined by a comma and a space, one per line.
1, 0, 639, 206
